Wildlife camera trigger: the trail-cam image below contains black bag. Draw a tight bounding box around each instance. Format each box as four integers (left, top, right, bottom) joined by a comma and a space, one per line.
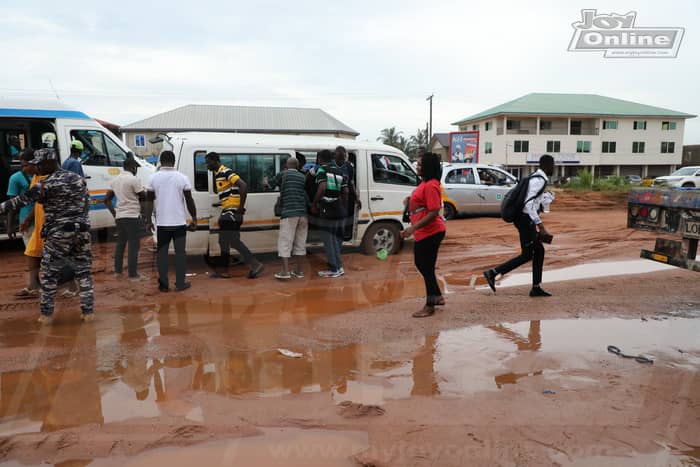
319, 197, 346, 220
219, 209, 242, 231
402, 204, 411, 223
273, 171, 287, 217
500, 174, 546, 223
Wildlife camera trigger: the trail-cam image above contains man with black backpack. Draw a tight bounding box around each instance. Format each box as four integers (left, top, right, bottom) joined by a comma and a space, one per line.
483, 154, 555, 297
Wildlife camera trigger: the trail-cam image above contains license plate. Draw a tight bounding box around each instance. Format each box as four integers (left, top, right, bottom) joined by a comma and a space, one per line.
683, 220, 700, 239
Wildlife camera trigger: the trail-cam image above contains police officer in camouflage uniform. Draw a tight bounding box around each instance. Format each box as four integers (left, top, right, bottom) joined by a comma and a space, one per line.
0, 148, 94, 324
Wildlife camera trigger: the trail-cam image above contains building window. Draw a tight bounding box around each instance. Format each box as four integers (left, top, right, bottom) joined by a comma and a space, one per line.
662, 121, 677, 130
602, 141, 617, 153
576, 141, 591, 153
506, 120, 521, 130
513, 140, 529, 153
632, 142, 646, 153
539, 120, 552, 131
134, 134, 146, 147
661, 142, 676, 153
485, 121, 492, 131
633, 121, 647, 130
484, 142, 493, 154
546, 141, 561, 153
570, 120, 582, 135
472, 124, 479, 131
603, 120, 618, 130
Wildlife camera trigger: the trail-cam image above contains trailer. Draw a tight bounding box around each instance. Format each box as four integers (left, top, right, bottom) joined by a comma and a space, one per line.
627, 187, 700, 271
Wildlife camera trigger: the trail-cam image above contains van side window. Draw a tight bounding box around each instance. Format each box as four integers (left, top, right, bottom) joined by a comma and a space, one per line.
446, 168, 475, 185
70, 129, 127, 167
194, 152, 290, 193
371, 154, 417, 186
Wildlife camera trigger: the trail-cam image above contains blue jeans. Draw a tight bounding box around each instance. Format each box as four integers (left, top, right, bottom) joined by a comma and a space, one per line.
321, 221, 343, 272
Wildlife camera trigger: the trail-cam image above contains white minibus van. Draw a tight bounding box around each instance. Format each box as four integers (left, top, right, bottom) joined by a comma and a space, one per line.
0, 99, 154, 240
156, 132, 418, 256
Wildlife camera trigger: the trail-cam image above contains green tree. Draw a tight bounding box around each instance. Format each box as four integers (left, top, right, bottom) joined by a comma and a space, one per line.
377, 127, 404, 149
408, 128, 428, 159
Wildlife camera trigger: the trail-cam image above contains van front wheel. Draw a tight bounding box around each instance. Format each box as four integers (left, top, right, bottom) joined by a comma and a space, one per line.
362, 222, 401, 255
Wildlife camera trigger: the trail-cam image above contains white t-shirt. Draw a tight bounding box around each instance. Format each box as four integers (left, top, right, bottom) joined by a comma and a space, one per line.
146, 168, 192, 227
110, 171, 144, 219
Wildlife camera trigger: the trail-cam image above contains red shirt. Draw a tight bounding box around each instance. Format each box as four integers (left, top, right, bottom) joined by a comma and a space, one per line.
409, 179, 446, 242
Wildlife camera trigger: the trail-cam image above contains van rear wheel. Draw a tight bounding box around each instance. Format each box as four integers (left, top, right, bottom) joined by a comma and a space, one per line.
362, 222, 401, 255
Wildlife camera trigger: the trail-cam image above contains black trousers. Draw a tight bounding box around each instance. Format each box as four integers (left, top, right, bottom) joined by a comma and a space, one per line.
495, 213, 545, 287
115, 217, 142, 277
414, 231, 445, 306
157, 225, 187, 289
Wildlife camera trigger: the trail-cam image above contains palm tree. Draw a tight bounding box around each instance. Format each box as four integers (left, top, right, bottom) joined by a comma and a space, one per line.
377, 127, 404, 149
409, 128, 428, 149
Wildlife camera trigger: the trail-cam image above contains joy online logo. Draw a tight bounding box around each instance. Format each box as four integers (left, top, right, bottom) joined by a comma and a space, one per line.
568, 9, 684, 58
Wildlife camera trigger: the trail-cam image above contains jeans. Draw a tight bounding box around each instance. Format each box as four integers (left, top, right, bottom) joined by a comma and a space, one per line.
321, 220, 343, 272
414, 231, 445, 306
219, 229, 255, 269
115, 217, 141, 277
495, 213, 545, 287
157, 225, 187, 289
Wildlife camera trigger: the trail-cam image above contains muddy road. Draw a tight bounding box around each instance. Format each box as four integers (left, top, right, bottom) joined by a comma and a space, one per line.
0, 192, 698, 466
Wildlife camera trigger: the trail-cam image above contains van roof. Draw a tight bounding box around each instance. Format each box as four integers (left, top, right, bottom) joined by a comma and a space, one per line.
168, 131, 406, 154
0, 98, 90, 120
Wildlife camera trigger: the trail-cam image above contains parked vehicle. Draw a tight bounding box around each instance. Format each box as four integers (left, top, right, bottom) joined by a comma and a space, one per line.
0, 99, 154, 240
653, 166, 700, 188
157, 132, 418, 256
440, 163, 517, 219
624, 175, 643, 185
628, 187, 700, 271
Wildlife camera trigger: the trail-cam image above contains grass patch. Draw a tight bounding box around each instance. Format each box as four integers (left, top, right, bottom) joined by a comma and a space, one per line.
565, 169, 632, 193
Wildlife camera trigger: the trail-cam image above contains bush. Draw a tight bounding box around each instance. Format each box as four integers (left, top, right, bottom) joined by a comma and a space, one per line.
565, 170, 629, 192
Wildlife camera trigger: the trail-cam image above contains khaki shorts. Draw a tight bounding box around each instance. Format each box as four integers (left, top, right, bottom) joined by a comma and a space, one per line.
278, 216, 308, 258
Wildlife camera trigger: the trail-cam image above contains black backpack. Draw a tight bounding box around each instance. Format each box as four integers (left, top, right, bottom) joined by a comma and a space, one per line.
500, 174, 547, 223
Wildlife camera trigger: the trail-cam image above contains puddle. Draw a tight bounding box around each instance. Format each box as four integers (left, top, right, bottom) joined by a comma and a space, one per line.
92, 428, 368, 467
1, 309, 698, 439
444, 259, 677, 288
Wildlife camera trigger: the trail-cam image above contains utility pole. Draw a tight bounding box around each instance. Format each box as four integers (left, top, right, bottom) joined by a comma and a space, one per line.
426, 94, 434, 141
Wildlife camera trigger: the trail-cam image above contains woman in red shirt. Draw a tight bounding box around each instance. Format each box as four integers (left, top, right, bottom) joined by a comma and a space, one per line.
401, 152, 446, 318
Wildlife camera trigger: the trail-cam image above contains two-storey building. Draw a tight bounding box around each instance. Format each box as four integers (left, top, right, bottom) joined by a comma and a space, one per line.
452, 93, 695, 180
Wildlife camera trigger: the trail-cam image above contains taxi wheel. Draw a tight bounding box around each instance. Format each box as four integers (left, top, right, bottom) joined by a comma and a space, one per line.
443, 202, 457, 220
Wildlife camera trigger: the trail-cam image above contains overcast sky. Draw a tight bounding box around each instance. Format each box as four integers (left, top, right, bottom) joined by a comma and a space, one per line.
1, 0, 698, 142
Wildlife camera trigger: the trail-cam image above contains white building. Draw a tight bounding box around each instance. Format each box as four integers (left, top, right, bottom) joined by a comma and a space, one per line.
452, 93, 696, 180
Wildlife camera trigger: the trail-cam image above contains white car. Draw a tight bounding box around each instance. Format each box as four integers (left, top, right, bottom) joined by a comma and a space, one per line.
653, 166, 700, 188
440, 163, 518, 219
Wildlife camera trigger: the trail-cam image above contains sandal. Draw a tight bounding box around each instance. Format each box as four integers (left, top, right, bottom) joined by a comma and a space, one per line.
60, 289, 78, 298
15, 288, 38, 298
412, 306, 435, 318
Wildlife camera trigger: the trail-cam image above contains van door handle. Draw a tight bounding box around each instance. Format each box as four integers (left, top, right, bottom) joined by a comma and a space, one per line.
212, 202, 221, 207
371, 196, 384, 201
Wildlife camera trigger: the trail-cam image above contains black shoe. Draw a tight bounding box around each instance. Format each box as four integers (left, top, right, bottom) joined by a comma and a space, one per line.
529, 286, 552, 297
175, 282, 192, 292
248, 263, 264, 279
158, 282, 169, 292
483, 269, 497, 293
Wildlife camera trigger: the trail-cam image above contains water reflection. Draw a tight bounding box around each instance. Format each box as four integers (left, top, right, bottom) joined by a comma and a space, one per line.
0, 303, 698, 441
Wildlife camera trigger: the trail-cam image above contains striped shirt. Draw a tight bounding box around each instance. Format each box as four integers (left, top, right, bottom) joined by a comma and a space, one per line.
215, 165, 241, 210
270, 169, 308, 219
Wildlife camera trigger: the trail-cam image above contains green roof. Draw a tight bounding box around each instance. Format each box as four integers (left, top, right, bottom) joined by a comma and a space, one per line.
452, 93, 696, 125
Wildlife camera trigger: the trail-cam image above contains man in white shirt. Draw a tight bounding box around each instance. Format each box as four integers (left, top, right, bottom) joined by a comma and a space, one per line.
143, 151, 197, 292
104, 157, 147, 281
483, 155, 555, 297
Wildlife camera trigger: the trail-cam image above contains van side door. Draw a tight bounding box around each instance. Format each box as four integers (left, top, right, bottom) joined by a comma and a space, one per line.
367, 152, 418, 219
57, 123, 130, 229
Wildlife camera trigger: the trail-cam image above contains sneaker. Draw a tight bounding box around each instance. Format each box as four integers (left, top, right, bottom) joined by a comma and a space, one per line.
274, 272, 292, 280
15, 288, 39, 298
129, 274, 150, 282
175, 282, 192, 292
60, 289, 78, 298
291, 271, 305, 279
320, 270, 343, 278
529, 286, 552, 297
81, 313, 95, 323
248, 263, 265, 279
37, 315, 52, 325
338, 267, 345, 276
